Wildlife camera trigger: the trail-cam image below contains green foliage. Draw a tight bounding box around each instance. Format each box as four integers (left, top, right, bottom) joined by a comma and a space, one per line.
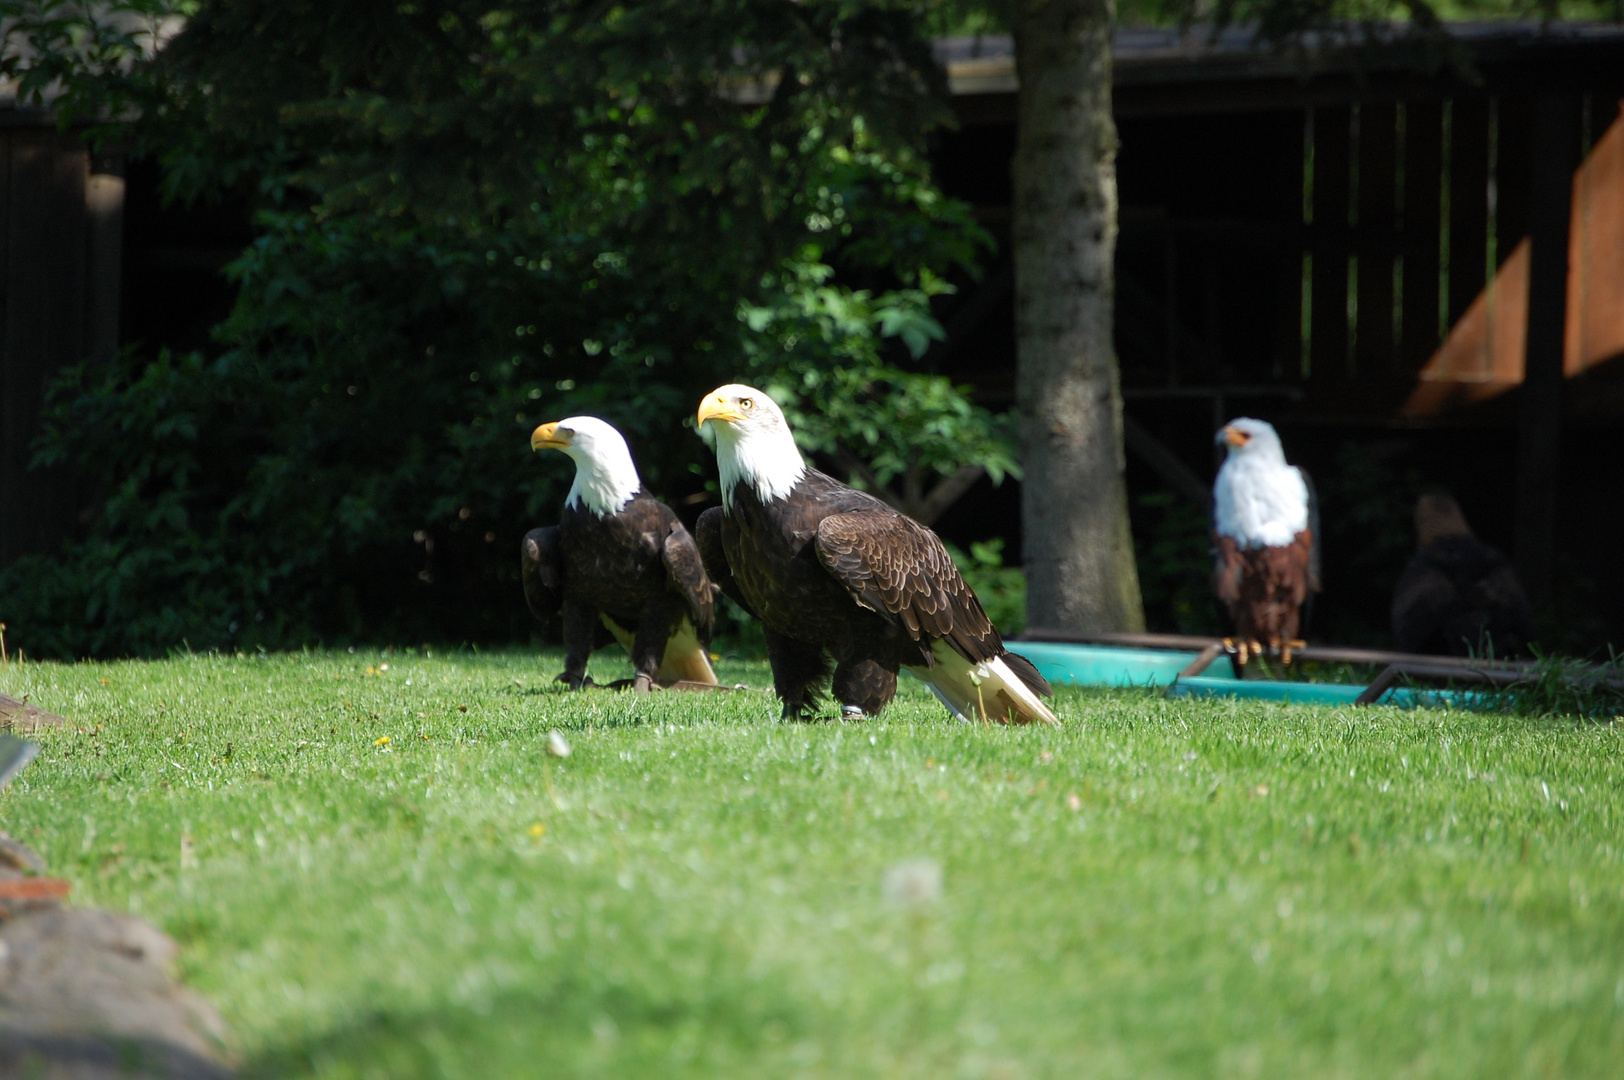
741, 255, 1018, 523
1314, 443, 1424, 646
1488, 651, 1624, 719
7, 651, 1624, 1076
1133, 490, 1220, 636
946, 538, 1026, 635
0, 0, 1007, 657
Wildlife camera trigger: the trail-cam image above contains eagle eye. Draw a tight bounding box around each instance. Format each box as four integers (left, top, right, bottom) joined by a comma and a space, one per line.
740, 398, 753, 411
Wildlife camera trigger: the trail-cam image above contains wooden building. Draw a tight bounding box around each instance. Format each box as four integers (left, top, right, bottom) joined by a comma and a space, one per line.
0, 110, 124, 569
927, 23, 1624, 644
3, 22, 1622, 645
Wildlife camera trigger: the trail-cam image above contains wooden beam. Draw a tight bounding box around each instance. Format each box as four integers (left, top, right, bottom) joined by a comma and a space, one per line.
85, 150, 124, 365
0, 131, 88, 567
1122, 414, 1211, 508
1514, 94, 1577, 613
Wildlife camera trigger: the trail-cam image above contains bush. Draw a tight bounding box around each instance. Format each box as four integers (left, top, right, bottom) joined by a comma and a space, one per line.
0, 0, 1013, 657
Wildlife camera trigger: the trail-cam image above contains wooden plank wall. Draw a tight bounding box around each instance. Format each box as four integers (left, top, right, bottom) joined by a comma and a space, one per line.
1295, 92, 1619, 418
0, 126, 116, 569
1111, 92, 1623, 421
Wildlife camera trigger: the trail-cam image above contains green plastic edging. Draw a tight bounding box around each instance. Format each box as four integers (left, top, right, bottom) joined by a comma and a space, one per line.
1015, 640, 1482, 710
1015, 642, 1238, 690
1168, 675, 1481, 710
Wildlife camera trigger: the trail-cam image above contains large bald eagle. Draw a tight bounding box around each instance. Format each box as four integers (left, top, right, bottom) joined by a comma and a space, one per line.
1391, 493, 1533, 657
694, 385, 1056, 724
1211, 418, 1320, 664
523, 416, 718, 691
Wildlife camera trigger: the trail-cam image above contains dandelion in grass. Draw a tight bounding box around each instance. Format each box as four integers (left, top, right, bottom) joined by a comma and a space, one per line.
528, 823, 546, 838
883, 858, 942, 907
374, 735, 391, 748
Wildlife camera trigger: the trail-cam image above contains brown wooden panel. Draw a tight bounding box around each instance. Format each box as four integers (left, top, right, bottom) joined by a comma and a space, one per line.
0, 130, 88, 567
1446, 98, 1490, 335
1308, 105, 1350, 384
1494, 94, 1535, 253
1356, 101, 1399, 373
1401, 99, 1444, 371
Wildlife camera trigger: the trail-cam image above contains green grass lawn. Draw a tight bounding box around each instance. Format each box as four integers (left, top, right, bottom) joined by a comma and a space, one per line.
3, 648, 1622, 1079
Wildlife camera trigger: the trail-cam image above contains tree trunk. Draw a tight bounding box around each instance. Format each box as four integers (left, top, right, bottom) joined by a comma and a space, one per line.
1012, 0, 1144, 632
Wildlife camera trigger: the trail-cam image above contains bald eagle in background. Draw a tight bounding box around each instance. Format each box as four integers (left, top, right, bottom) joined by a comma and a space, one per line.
1211, 418, 1320, 664
1391, 493, 1534, 657
522, 417, 718, 692
694, 385, 1056, 724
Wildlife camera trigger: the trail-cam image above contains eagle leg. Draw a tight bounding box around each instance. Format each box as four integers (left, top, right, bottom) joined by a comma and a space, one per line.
832, 657, 896, 718
1222, 637, 1251, 674
627, 605, 680, 692
558, 599, 599, 691
765, 630, 831, 721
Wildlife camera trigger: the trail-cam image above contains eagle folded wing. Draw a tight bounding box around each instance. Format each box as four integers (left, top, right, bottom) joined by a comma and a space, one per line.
812, 509, 1000, 664
1212, 534, 1245, 605
520, 527, 564, 625
661, 525, 717, 634
695, 506, 757, 618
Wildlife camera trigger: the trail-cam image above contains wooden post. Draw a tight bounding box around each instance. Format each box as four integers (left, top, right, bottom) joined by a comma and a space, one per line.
85, 150, 125, 364
0, 129, 90, 567
1012, 0, 1146, 633
1514, 95, 1577, 615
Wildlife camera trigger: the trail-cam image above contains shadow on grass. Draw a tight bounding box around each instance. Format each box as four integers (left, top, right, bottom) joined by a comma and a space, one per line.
242, 979, 816, 1080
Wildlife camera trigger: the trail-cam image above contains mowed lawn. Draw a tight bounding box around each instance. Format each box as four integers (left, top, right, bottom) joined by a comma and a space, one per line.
2, 649, 1622, 1079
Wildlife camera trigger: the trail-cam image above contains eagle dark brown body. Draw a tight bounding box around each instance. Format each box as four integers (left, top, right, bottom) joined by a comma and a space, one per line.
1390, 495, 1533, 657
697, 469, 1051, 721
1212, 530, 1317, 647
522, 490, 716, 689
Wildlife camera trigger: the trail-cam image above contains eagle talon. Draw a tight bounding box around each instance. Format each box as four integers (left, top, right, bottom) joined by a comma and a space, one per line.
631, 674, 654, 694
1222, 637, 1252, 667
556, 672, 591, 691
840, 705, 865, 721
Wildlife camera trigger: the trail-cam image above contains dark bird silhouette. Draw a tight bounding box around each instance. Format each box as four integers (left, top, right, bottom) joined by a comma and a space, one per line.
1391, 493, 1534, 658
522, 416, 718, 691
1210, 418, 1320, 664
694, 384, 1055, 723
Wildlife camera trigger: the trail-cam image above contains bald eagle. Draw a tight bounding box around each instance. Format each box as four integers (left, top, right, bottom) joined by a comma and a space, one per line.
694, 385, 1056, 724
1211, 418, 1320, 665
523, 416, 718, 691
1391, 493, 1534, 657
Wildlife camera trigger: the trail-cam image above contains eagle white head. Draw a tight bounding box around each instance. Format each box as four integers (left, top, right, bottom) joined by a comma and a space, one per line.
531, 415, 642, 516
695, 384, 806, 509
1213, 417, 1308, 548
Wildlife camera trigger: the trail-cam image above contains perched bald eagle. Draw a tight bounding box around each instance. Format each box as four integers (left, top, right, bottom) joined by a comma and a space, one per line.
693, 385, 1056, 724
1211, 418, 1320, 664
523, 416, 718, 691
1391, 493, 1534, 657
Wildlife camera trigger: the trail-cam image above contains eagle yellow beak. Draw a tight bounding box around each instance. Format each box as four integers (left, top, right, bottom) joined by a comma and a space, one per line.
697, 392, 745, 428
1222, 426, 1250, 447
531, 422, 571, 451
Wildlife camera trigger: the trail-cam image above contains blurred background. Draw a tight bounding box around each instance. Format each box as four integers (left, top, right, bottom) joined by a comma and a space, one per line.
0, 2, 1619, 657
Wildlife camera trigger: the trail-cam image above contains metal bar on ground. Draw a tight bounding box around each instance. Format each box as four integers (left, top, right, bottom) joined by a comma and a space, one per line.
1179, 643, 1224, 678
1354, 664, 1404, 705
1020, 628, 1540, 676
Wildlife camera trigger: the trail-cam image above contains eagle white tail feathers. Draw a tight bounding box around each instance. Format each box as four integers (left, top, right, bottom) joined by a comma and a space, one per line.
658, 619, 719, 684
600, 615, 719, 685
907, 641, 1059, 726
